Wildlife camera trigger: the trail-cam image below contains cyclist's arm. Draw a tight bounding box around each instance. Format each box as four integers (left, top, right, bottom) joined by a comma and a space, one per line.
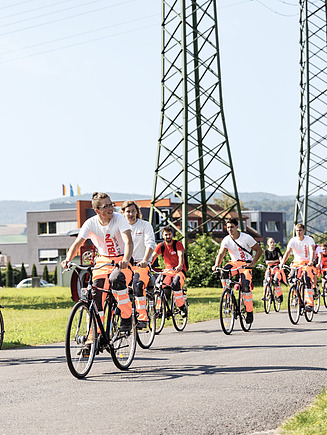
139, 246, 154, 268
175, 249, 184, 272
308, 244, 315, 266
119, 230, 133, 269
61, 236, 86, 269
247, 243, 263, 267
212, 247, 228, 271
280, 247, 292, 267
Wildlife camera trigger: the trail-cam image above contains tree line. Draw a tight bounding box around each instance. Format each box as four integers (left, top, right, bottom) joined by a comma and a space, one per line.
0, 263, 57, 287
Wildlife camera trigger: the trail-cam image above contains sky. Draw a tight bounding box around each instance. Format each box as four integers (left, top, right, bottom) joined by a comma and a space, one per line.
0, 0, 301, 202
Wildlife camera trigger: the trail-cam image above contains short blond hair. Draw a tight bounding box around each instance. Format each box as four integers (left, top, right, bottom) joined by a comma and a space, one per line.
92, 192, 110, 210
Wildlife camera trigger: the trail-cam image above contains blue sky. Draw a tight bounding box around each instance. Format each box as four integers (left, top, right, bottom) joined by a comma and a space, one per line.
0, 0, 300, 201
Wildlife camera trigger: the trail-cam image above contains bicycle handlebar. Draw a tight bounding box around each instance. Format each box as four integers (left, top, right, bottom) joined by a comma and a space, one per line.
64, 260, 117, 272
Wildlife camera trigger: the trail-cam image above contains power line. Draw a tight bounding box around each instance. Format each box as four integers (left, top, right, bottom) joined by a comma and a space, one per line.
0, 0, 82, 21
254, 0, 298, 16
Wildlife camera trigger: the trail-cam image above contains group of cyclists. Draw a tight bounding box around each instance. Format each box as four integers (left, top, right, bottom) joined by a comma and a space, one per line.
62, 192, 327, 342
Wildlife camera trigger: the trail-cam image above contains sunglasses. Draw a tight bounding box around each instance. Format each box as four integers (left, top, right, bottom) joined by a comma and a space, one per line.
98, 202, 115, 209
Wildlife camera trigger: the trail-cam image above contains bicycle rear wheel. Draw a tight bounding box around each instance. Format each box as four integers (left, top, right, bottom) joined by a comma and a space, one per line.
273, 290, 281, 312
154, 292, 166, 335
171, 292, 187, 332
263, 284, 272, 314
219, 288, 235, 335
65, 301, 97, 379
0, 309, 4, 349
288, 285, 300, 325
136, 294, 156, 349
110, 307, 137, 370
239, 292, 252, 332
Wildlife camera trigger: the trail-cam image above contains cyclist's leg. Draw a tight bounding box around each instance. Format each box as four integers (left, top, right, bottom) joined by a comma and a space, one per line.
132, 265, 150, 323
302, 266, 314, 310
171, 272, 185, 307
240, 267, 253, 323
273, 267, 283, 302
109, 266, 133, 330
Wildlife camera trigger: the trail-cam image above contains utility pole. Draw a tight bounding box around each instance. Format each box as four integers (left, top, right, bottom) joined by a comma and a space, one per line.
150, 0, 243, 249
294, 0, 327, 240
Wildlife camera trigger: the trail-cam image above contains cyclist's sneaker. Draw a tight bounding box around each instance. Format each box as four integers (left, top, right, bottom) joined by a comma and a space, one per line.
97, 335, 105, 353
313, 288, 319, 298
305, 304, 313, 312
120, 316, 132, 332
261, 296, 265, 301
245, 311, 253, 324
77, 344, 90, 358
137, 320, 148, 329
179, 304, 187, 318
276, 294, 283, 303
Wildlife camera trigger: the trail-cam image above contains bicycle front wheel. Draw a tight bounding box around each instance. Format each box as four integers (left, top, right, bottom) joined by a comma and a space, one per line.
239, 293, 252, 332
65, 301, 97, 379
110, 307, 137, 370
263, 284, 272, 314
219, 288, 235, 335
136, 295, 156, 349
288, 285, 300, 325
171, 293, 188, 332
323, 281, 327, 308
313, 288, 320, 314
154, 292, 166, 335
0, 310, 4, 349
273, 290, 281, 312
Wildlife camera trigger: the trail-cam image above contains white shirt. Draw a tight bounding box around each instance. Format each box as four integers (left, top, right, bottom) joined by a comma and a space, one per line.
78, 212, 131, 256
287, 235, 315, 262
130, 219, 155, 262
221, 233, 257, 262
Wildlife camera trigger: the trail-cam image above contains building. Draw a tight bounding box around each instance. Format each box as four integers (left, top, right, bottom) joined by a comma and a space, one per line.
244, 210, 286, 247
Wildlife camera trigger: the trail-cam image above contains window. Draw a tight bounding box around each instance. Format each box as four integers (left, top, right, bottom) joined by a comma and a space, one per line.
188, 220, 198, 232
251, 222, 257, 230
38, 221, 77, 235
39, 248, 66, 263
208, 220, 223, 231
265, 221, 279, 232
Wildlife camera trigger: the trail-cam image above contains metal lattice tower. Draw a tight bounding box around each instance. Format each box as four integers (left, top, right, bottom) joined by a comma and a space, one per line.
149, 0, 243, 245
294, 0, 327, 238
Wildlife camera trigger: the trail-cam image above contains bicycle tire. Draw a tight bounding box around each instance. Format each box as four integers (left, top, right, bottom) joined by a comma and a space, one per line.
263, 284, 272, 314
154, 292, 166, 335
273, 290, 281, 313
239, 292, 252, 332
171, 292, 187, 332
65, 301, 97, 379
288, 285, 300, 325
219, 288, 235, 335
0, 310, 4, 349
323, 281, 327, 309
313, 287, 320, 314
103, 298, 114, 354
136, 294, 156, 349
110, 306, 137, 370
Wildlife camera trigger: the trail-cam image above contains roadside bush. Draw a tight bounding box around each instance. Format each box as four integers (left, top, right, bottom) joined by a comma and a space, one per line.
5, 262, 14, 287
43, 265, 49, 282
20, 262, 27, 282
32, 264, 37, 277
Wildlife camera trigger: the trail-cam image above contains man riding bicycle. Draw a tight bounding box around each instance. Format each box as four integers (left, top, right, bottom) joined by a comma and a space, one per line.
61, 192, 134, 332
151, 225, 187, 318
212, 217, 263, 324
280, 223, 315, 312
121, 200, 155, 329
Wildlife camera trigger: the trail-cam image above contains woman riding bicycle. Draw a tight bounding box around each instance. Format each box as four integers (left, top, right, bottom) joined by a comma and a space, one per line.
262, 237, 286, 303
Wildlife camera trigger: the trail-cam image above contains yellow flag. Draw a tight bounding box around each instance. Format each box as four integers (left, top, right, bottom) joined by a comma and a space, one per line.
77, 184, 81, 196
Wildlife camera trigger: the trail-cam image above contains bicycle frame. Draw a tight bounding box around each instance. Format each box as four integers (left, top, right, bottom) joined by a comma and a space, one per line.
286, 265, 314, 324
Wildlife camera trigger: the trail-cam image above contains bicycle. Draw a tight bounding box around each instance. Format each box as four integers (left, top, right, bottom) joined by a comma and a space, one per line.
153, 268, 188, 334
215, 266, 253, 335
65, 262, 137, 379
258, 264, 283, 314
321, 268, 327, 309
0, 305, 4, 349
285, 265, 314, 324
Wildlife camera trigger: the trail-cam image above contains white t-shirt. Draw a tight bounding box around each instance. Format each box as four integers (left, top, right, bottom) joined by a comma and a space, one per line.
221, 233, 257, 262
287, 235, 315, 262
130, 219, 155, 262
78, 212, 131, 256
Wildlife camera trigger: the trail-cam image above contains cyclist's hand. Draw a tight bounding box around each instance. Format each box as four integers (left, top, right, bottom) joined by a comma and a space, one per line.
118, 260, 129, 269
308, 261, 313, 267
212, 265, 218, 272
61, 259, 70, 269
137, 260, 148, 268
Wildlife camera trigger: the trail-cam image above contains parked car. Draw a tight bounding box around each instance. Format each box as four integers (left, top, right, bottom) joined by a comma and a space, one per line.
16, 278, 55, 288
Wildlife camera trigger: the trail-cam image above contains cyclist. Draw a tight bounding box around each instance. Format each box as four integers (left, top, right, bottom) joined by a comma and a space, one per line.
121, 200, 155, 329
151, 225, 187, 317
280, 223, 315, 311
262, 237, 286, 303
61, 192, 134, 332
212, 217, 263, 324
318, 243, 327, 285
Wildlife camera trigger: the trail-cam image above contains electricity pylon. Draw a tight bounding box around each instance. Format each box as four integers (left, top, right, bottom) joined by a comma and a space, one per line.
294, 0, 327, 239
149, 0, 243, 246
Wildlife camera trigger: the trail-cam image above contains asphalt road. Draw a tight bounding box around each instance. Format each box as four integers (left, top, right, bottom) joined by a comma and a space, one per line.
1, 308, 326, 435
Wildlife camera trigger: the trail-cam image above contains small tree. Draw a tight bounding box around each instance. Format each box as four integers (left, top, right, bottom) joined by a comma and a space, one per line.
0, 268, 3, 287
31, 264, 37, 277
20, 262, 28, 282
5, 262, 14, 287
43, 265, 49, 282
